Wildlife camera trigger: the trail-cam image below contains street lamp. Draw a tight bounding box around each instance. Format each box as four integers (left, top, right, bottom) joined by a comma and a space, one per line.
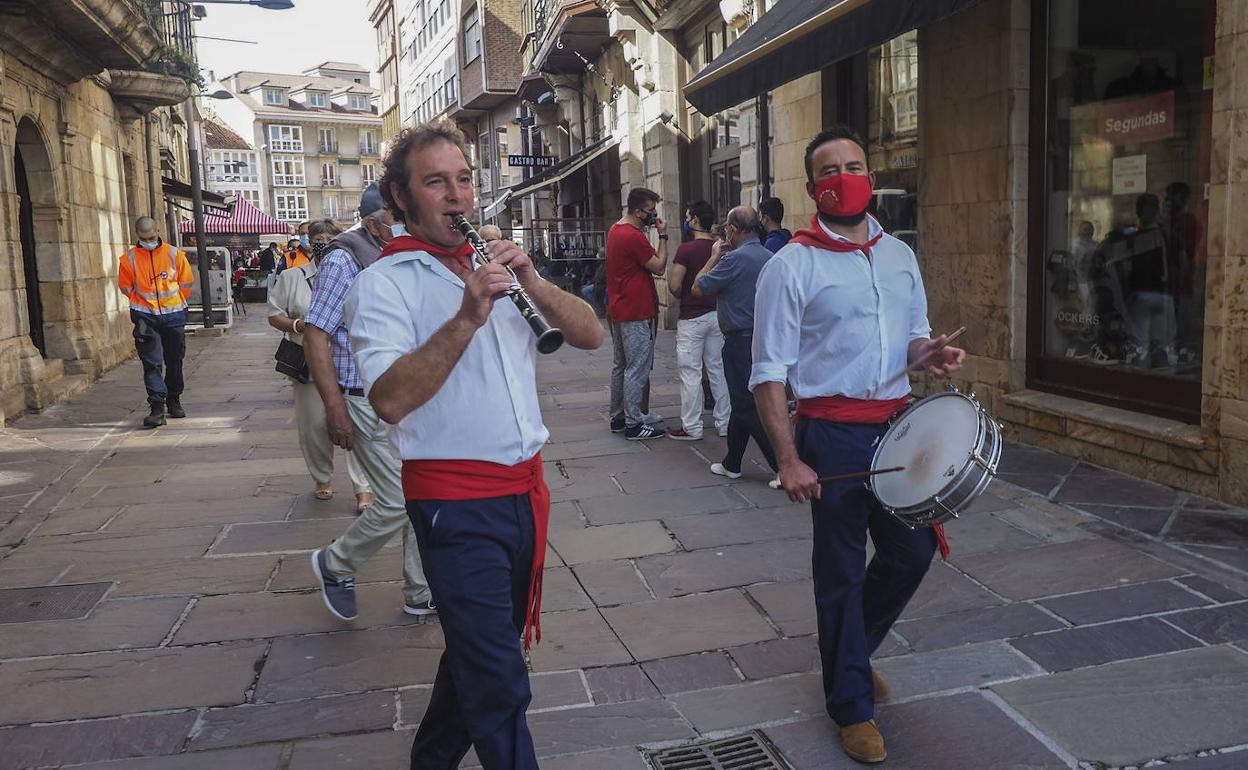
194, 0, 296, 8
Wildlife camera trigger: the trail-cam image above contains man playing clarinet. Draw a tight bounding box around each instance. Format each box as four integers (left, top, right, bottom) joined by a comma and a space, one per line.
751, 126, 965, 764
343, 122, 602, 770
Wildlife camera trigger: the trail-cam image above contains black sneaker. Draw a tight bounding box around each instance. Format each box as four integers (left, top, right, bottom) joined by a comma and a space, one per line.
403, 599, 437, 617
625, 423, 666, 441
311, 548, 358, 620
142, 403, 166, 429
610, 416, 626, 433
166, 397, 186, 419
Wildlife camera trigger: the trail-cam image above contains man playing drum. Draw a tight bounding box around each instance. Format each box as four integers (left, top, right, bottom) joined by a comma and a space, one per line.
751, 125, 965, 764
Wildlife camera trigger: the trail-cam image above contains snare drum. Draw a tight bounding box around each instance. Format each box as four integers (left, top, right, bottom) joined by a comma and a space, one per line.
868, 389, 1002, 528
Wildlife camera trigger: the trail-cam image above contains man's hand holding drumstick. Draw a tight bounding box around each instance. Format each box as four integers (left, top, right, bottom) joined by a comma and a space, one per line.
905, 327, 967, 378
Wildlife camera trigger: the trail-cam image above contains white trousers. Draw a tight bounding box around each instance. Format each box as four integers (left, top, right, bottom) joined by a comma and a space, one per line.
675, 311, 731, 436
293, 380, 370, 494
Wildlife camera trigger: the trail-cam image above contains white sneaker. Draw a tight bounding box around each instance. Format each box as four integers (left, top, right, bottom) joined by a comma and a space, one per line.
710, 462, 742, 480
768, 475, 783, 490
641, 411, 663, 425
717, 426, 729, 437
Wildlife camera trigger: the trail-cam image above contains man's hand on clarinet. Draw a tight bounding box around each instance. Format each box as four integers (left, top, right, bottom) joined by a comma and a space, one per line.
779, 457, 821, 503
485, 239, 538, 290
457, 263, 514, 328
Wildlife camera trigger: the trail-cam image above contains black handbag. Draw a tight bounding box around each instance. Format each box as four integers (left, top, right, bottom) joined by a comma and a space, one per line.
275, 337, 309, 383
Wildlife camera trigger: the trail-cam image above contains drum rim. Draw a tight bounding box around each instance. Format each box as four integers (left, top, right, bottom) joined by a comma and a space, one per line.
868, 390, 986, 509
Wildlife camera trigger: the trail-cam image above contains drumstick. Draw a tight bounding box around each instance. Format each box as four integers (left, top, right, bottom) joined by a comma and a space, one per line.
883, 326, 967, 386
814, 466, 906, 484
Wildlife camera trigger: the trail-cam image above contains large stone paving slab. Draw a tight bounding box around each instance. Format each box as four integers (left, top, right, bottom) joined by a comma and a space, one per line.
0, 596, 188, 659
1165, 600, 1248, 644
602, 589, 776, 661
572, 559, 654, 606
70, 745, 284, 770
1038, 580, 1211, 625
872, 641, 1042, 700
527, 699, 696, 757
1056, 464, 1180, 508
0, 526, 223, 569
0, 712, 197, 770
105, 497, 295, 532
191, 691, 396, 751
899, 562, 1004, 620
670, 672, 825, 732
210, 518, 364, 555
765, 692, 1067, 770
662, 505, 810, 550
548, 521, 676, 564
636, 538, 811, 598
61, 555, 280, 597
286, 729, 413, 770
1009, 617, 1201, 672
894, 602, 1065, 652
747, 580, 816, 636
578, 485, 749, 525
994, 645, 1248, 766
640, 651, 741, 694
526, 608, 634, 672
0, 642, 266, 724
954, 539, 1183, 600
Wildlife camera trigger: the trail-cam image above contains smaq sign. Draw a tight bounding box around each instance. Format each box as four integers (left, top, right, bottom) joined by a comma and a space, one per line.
1098, 91, 1175, 145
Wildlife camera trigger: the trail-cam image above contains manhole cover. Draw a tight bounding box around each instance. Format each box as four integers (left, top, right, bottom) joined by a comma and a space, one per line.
647, 731, 791, 770
0, 582, 111, 624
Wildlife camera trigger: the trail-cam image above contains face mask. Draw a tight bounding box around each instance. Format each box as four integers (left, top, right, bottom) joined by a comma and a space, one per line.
681, 221, 692, 238
312, 242, 328, 258
814, 173, 873, 219
391, 223, 406, 238
641, 210, 657, 228
299, 234, 310, 247
138, 238, 161, 250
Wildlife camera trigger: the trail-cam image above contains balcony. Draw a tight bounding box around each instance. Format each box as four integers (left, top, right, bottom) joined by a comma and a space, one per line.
105, 2, 198, 119
319, 142, 339, 155
360, 146, 379, 157
321, 178, 339, 187
0, 0, 166, 85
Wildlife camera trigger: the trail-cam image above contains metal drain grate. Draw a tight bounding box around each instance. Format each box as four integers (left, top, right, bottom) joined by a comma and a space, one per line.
0, 582, 111, 624
647, 731, 790, 770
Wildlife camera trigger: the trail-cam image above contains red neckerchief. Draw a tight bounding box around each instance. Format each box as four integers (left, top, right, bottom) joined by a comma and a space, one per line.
380, 234, 475, 272
790, 214, 884, 255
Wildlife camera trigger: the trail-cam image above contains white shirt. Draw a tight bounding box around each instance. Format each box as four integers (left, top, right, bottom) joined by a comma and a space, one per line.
344, 248, 549, 464
749, 216, 932, 399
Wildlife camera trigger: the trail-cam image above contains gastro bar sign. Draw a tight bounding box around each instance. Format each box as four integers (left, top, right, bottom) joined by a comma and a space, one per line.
509, 155, 557, 168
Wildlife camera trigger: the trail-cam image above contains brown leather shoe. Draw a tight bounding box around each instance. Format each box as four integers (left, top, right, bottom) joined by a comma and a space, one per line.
872, 668, 891, 702
840, 720, 887, 764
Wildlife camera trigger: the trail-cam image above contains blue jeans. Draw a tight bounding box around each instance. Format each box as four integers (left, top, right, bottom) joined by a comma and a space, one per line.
405, 494, 538, 770
798, 418, 936, 726
721, 330, 777, 473
131, 309, 187, 405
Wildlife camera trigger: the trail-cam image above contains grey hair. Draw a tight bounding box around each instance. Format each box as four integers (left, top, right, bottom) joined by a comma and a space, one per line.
726, 206, 760, 233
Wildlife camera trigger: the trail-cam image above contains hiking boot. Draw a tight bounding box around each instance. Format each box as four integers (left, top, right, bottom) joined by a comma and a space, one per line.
166, 397, 186, 418
142, 403, 166, 429
311, 548, 358, 620
625, 423, 666, 441
840, 720, 887, 764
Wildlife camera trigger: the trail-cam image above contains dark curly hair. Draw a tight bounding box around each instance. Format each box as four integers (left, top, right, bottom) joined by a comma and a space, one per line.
379, 120, 474, 222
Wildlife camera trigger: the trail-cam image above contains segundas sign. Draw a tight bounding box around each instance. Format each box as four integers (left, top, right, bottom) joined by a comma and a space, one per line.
1097, 91, 1175, 145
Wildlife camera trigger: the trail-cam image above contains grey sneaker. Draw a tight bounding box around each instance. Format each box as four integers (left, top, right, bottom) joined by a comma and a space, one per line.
403, 599, 437, 617
311, 548, 357, 620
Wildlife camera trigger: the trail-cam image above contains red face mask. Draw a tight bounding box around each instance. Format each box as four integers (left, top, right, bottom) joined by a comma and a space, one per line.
814, 173, 873, 218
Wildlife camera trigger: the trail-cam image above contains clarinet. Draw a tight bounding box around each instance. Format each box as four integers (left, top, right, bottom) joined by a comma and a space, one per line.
451, 214, 565, 354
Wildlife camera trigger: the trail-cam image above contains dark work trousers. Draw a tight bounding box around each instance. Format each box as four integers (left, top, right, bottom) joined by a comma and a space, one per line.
720, 329, 778, 473
798, 417, 937, 726
131, 309, 187, 406
404, 495, 538, 770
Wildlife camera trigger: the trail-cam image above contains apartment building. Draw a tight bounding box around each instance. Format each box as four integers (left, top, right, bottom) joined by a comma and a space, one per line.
369, 0, 403, 147
397, 0, 460, 126
202, 116, 265, 213
215, 63, 382, 228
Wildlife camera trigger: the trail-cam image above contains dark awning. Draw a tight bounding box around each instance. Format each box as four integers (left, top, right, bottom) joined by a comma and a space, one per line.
505, 135, 619, 200
685, 0, 989, 116
161, 176, 231, 214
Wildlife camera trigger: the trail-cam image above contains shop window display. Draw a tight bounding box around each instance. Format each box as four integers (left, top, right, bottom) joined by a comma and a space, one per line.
1040, 0, 1211, 384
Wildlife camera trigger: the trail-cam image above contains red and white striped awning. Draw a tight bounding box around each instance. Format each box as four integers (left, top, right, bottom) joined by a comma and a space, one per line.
179, 197, 291, 235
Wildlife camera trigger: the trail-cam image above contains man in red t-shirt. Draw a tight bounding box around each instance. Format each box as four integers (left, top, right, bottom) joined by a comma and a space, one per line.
607, 187, 668, 440
667, 200, 730, 440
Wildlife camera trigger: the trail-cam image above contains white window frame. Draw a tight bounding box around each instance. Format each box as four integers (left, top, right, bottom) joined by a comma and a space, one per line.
361, 130, 377, 155
321, 163, 338, 186
262, 88, 286, 106
318, 128, 337, 154
268, 125, 303, 152
274, 191, 308, 221
349, 94, 370, 111
271, 155, 305, 186
307, 91, 328, 108
362, 163, 377, 184
464, 7, 482, 62
323, 194, 339, 219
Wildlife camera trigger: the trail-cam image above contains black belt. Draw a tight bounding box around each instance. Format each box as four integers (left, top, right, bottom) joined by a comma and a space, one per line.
339, 386, 365, 397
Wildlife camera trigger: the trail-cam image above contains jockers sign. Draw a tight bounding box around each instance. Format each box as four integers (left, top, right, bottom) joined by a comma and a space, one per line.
1097, 91, 1175, 145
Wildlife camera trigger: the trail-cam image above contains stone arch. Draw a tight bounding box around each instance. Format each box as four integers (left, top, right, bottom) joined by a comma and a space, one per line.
13, 115, 66, 359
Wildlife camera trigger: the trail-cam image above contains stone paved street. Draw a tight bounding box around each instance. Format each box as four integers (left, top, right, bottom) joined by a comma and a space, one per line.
1, 310, 1247, 770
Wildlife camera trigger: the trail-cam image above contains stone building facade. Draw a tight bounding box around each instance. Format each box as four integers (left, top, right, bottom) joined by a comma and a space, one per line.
0, 1, 193, 424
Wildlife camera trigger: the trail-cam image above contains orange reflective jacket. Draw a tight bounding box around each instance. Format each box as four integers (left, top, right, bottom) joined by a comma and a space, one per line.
118, 242, 194, 314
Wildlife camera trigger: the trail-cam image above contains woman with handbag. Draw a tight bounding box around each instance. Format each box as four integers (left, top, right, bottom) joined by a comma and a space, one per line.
268, 219, 374, 512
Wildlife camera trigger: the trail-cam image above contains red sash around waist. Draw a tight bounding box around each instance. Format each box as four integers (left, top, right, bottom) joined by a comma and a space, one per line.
401, 453, 550, 651
795, 395, 910, 424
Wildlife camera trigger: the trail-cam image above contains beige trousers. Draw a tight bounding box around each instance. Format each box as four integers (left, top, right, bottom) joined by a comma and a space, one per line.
323, 394, 430, 605
292, 381, 370, 494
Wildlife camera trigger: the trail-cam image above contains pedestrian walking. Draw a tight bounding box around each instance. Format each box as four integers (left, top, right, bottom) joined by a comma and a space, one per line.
760, 196, 792, 253
117, 216, 193, 429
607, 187, 668, 440
346, 122, 602, 770
268, 219, 373, 512
751, 126, 965, 764
667, 200, 730, 440
302, 184, 432, 620
691, 207, 780, 486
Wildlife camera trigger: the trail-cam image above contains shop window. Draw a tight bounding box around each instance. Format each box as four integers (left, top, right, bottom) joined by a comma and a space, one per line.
1030, 0, 1213, 421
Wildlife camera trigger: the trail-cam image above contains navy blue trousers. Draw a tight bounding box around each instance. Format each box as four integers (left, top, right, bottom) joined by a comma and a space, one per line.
131, 309, 187, 405
404, 495, 538, 770
721, 330, 778, 473
797, 418, 936, 726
